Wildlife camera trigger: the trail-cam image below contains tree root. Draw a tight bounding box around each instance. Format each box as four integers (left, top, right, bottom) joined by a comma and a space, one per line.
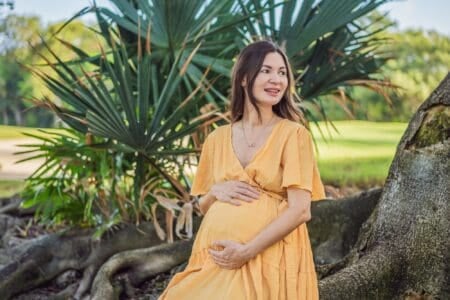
0, 222, 166, 299
49, 282, 79, 300
319, 245, 399, 299
0, 194, 35, 216
90, 240, 193, 300
309, 187, 382, 265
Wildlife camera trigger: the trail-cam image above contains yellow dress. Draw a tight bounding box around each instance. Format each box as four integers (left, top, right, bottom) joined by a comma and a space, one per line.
159, 118, 326, 300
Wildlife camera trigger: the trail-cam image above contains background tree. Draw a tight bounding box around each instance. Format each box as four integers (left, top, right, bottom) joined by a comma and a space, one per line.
0, 15, 42, 126
319, 13, 450, 122
0, 14, 102, 126
385, 29, 450, 118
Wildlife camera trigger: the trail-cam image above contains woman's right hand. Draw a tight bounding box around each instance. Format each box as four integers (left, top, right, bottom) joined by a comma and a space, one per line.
208, 181, 260, 206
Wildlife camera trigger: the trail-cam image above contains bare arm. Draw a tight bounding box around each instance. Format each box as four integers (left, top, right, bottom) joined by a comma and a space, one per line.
245, 187, 311, 257
197, 192, 216, 215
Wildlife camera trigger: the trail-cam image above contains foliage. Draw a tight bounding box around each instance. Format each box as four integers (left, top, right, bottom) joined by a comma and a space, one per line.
0, 15, 40, 126
315, 13, 450, 122
23, 36, 213, 237
23, 0, 392, 238
384, 29, 450, 119
0, 15, 102, 127
96, 0, 392, 125
19, 130, 129, 228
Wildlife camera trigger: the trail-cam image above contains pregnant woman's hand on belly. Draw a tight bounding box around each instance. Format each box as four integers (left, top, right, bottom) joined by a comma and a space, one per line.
210, 180, 260, 206
208, 240, 254, 269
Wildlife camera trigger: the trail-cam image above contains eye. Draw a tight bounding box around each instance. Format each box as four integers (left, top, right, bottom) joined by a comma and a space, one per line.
260, 68, 270, 73
279, 70, 287, 76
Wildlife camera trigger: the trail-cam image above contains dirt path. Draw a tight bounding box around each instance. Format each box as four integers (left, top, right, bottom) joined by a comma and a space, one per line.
0, 139, 44, 180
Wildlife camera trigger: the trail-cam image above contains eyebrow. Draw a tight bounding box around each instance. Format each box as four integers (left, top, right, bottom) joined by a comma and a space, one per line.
262, 64, 286, 70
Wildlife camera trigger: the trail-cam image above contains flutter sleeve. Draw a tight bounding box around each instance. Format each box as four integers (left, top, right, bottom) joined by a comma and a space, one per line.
190, 134, 215, 196
281, 126, 326, 201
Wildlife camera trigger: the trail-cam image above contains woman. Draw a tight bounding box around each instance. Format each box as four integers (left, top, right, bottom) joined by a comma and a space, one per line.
159, 40, 326, 299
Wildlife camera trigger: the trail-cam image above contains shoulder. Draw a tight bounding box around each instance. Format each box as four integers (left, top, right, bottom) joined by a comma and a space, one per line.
211, 124, 229, 137
282, 118, 306, 129
204, 123, 229, 143
280, 119, 308, 136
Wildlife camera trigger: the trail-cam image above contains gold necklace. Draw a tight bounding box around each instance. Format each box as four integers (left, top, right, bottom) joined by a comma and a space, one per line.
241, 115, 276, 148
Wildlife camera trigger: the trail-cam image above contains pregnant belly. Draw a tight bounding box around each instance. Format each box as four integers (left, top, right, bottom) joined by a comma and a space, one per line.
201, 194, 280, 244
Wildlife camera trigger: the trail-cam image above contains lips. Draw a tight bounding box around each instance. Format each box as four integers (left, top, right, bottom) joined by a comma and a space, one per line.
264, 88, 280, 97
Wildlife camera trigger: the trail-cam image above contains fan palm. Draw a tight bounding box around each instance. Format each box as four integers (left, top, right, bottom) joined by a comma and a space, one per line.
26, 0, 393, 232
92, 0, 392, 121
27, 28, 216, 225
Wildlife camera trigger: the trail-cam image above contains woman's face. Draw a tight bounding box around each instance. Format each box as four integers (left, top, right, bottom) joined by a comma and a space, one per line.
243, 52, 288, 107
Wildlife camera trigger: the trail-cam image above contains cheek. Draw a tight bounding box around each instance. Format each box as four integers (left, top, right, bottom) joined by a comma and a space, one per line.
253, 74, 267, 86
281, 79, 289, 92
252, 78, 267, 92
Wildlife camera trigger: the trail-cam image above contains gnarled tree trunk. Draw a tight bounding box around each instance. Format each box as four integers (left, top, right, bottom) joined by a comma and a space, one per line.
317, 73, 450, 299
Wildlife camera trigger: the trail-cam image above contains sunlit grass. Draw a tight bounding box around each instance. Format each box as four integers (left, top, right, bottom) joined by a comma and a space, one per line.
0, 125, 62, 139
0, 180, 25, 198
311, 121, 407, 188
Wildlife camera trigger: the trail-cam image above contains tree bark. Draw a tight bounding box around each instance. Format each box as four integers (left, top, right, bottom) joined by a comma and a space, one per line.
319, 73, 450, 299
90, 240, 192, 300
308, 187, 382, 266
0, 223, 177, 299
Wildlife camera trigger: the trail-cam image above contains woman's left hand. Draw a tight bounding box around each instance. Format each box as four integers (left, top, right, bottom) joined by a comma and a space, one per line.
208, 240, 254, 269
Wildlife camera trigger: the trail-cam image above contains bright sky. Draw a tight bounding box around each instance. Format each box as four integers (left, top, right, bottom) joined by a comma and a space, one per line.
7, 0, 450, 36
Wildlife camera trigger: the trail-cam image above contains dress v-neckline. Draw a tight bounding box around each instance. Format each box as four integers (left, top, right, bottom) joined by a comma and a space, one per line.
229, 118, 285, 170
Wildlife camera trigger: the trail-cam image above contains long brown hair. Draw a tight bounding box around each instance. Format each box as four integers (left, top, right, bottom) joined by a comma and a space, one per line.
230, 40, 305, 124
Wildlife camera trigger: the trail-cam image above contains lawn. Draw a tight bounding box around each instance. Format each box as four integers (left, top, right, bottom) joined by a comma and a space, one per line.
0, 121, 407, 197
0, 125, 57, 143
0, 180, 25, 198
310, 120, 407, 188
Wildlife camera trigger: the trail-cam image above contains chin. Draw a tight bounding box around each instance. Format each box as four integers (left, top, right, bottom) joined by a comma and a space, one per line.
257, 97, 282, 107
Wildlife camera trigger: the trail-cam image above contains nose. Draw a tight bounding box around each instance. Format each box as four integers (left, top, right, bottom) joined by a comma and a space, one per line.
269, 73, 282, 84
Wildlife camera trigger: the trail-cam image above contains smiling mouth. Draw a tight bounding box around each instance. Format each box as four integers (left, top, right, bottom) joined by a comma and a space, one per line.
264, 88, 281, 97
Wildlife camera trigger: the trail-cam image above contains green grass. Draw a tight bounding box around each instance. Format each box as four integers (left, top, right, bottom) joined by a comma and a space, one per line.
311, 120, 407, 188
0, 125, 61, 139
0, 180, 25, 198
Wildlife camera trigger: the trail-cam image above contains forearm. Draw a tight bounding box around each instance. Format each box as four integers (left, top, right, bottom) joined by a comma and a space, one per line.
245, 206, 310, 258
198, 191, 216, 215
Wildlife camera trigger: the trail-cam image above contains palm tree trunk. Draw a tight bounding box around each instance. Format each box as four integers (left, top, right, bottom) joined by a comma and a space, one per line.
134, 152, 145, 222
